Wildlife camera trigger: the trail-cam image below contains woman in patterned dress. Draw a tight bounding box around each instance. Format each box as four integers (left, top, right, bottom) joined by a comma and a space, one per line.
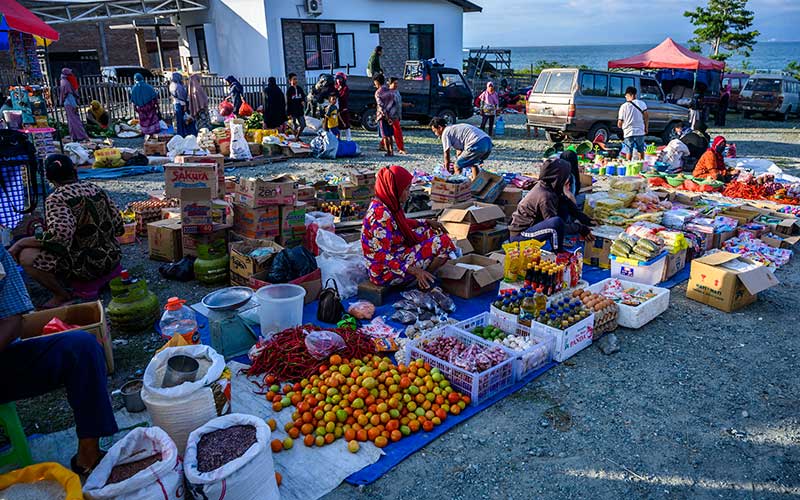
130, 73, 161, 138
9, 154, 124, 308
361, 166, 456, 289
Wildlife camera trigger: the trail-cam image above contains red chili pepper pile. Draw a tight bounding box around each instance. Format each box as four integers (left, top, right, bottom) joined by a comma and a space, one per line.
722, 181, 767, 200
246, 325, 376, 382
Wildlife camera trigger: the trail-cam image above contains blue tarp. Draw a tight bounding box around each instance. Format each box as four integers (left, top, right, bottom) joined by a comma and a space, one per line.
77, 165, 164, 180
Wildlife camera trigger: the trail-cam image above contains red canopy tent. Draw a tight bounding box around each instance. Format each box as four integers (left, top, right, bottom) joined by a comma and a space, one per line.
608, 37, 724, 71
0, 0, 59, 41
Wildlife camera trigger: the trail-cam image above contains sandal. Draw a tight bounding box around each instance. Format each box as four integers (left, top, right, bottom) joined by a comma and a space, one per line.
70, 451, 106, 479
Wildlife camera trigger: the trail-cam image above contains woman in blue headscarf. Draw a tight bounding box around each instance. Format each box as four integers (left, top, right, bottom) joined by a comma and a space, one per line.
225, 75, 244, 115
130, 73, 161, 138
170, 72, 195, 137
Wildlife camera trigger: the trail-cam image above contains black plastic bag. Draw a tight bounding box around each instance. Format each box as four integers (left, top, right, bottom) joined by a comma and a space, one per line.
158, 256, 196, 281
267, 247, 317, 283
125, 152, 150, 166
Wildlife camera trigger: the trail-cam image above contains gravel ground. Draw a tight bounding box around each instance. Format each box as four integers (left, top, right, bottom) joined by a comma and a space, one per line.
15, 113, 800, 498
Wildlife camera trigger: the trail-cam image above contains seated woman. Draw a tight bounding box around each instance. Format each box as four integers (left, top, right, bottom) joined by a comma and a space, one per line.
509, 158, 595, 251
10, 154, 124, 308
362, 166, 456, 290
693, 136, 728, 180
86, 100, 109, 129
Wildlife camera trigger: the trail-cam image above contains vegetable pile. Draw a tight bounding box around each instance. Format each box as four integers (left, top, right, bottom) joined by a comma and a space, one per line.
247, 325, 375, 382
265, 354, 471, 451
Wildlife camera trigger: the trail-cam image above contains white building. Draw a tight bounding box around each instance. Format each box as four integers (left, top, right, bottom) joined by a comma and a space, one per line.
177, 0, 481, 83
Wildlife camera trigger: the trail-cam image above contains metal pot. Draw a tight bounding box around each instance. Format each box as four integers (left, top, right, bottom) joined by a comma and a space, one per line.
113, 379, 145, 413
162, 355, 200, 388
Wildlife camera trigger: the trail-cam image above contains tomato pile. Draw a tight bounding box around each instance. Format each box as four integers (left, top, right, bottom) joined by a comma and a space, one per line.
265, 354, 470, 452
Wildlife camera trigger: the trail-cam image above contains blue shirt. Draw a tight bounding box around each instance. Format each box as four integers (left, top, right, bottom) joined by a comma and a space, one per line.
0, 246, 33, 320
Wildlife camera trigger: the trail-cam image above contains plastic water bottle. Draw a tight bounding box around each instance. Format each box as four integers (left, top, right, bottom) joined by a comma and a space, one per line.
159, 297, 199, 344
495, 116, 505, 136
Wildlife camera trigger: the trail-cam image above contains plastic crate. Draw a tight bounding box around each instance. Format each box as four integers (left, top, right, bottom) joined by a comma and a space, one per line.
530, 314, 594, 362
453, 312, 554, 381
406, 326, 515, 405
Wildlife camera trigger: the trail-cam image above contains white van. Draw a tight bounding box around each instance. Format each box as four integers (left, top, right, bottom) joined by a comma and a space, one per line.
739, 73, 800, 121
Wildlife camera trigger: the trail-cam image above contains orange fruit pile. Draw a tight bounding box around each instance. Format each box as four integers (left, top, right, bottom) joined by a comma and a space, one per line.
267, 354, 470, 450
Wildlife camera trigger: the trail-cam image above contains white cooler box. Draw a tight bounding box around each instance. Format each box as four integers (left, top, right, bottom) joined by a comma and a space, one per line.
610, 251, 667, 286
587, 278, 670, 329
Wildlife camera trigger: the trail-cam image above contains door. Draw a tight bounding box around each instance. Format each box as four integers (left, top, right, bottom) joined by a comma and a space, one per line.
526, 69, 577, 129
188, 26, 209, 72
434, 69, 472, 118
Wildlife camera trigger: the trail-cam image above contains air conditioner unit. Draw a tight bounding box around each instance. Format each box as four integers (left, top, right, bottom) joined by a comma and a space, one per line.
306, 0, 322, 15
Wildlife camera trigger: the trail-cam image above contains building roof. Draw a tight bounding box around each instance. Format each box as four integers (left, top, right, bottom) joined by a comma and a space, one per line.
446, 0, 482, 12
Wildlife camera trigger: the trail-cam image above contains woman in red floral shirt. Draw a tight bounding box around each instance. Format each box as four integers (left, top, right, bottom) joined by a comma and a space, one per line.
362, 166, 456, 289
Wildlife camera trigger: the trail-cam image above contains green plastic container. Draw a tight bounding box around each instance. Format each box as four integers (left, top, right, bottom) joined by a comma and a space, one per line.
194, 240, 230, 285
665, 176, 685, 187
107, 272, 160, 333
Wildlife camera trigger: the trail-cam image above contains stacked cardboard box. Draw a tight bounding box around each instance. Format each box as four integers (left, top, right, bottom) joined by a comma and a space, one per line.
438, 202, 506, 255
471, 171, 506, 204
233, 204, 279, 239
430, 177, 472, 209
229, 238, 283, 286
174, 154, 226, 198
278, 202, 308, 247
164, 162, 220, 199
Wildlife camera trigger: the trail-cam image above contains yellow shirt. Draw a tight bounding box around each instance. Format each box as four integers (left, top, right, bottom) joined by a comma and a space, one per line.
326, 105, 339, 129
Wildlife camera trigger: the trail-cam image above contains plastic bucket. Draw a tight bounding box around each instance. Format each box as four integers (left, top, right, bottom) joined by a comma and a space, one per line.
256, 284, 307, 338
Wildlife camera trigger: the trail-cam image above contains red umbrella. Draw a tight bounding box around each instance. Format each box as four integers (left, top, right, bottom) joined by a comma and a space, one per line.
0, 0, 59, 41
608, 37, 724, 71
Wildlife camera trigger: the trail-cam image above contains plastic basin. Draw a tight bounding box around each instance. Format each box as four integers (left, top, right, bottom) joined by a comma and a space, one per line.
256, 284, 307, 338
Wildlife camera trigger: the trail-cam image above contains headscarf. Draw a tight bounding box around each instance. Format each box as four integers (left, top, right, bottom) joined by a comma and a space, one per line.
264, 77, 287, 128
560, 150, 581, 195
170, 72, 188, 103
723, 84, 732, 97
708, 135, 726, 168
130, 73, 158, 107
537, 158, 572, 195
62, 68, 79, 91
374, 166, 421, 246
89, 100, 105, 120
479, 82, 499, 107
188, 74, 209, 116
59, 68, 76, 105
225, 75, 243, 94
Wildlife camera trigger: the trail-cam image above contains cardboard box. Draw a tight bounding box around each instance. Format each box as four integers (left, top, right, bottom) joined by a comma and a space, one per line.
714, 229, 738, 249
147, 218, 183, 262
278, 202, 307, 246
350, 171, 376, 186
471, 171, 506, 203
229, 239, 284, 281
438, 202, 506, 239
338, 183, 374, 201
235, 175, 297, 207
233, 203, 280, 239
685, 221, 715, 252
686, 251, 779, 312
467, 224, 509, 255
722, 206, 761, 226
165, 163, 219, 199
143, 140, 167, 156
297, 185, 316, 203
583, 234, 614, 269
182, 224, 231, 257
662, 248, 687, 281
437, 254, 504, 299
761, 233, 800, 249
314, 181, 340, 202
496, 186, 523, 207
180, 188, 214, 234
175, 154, 226, 196
248, 268, 322, 304
771, 214, 800, 237
430, 178, 472, 203
454, 238, 474, 255
20, 301, 114, 372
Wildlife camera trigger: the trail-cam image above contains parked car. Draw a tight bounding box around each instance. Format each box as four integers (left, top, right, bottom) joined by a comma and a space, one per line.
526, 68, 689, 143
309, 61, 473, 131
739, 73, 799, 121
722, 72, 749, 112
101, 66, 154, 82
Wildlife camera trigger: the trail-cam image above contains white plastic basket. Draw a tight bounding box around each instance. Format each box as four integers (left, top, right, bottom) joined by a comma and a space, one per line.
407, 326, 515, 405
587, 278, 670, 329
453, 312, 554, 381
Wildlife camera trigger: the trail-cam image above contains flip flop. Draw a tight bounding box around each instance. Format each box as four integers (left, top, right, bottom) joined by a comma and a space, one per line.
70, 451, 106, 479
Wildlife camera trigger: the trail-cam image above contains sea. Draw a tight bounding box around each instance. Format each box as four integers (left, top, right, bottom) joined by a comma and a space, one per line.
464, 41, 800, 73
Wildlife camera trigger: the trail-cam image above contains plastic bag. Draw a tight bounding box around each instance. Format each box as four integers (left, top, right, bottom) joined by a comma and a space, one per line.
63, 142, 89, 165
304, 329, 346, 359
228, 121, 252, 160
42, 317, 80, 335
315, 229, 367, 299
429, 287, 456, 313
238, 100, 253, 117
348, 300, 376, 320
391, 309, 418, 324
304, 211, 336, 256
94, 148, 124, 168
218, 100, 234, 117
267, 247, 317, 283
83, 427, 182, 500
0, 463, 81, 500
311, 130, 339, 159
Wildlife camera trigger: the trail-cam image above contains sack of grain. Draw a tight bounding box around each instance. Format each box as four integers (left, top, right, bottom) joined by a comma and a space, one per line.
0, 463, 81, 500
184, 413, 279, 500
83, 427, 181, 500
141, 345, 231, 454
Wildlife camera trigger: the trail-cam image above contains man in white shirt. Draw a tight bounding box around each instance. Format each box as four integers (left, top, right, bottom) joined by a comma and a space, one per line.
430, 118, 493, 180
617, 86, 649, 160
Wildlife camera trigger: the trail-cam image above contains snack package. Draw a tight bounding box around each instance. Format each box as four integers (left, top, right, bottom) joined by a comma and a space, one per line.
502, 241, 520, 282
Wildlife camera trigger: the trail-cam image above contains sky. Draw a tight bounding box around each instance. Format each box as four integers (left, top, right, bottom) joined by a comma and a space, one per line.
463, 0, 800, 47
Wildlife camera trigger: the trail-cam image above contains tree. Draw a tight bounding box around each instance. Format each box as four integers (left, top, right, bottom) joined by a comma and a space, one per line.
785, 61, 800, 80
684, 0, 760, 60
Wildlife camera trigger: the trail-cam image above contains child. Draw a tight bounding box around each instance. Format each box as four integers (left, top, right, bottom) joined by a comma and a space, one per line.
323, 94, 340, 138
334, 73, 352, 141
389, 77, 406, 154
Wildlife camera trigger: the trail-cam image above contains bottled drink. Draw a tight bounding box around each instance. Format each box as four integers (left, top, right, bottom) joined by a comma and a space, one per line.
159, 297, 199, 344
519, 292, 537, 327
534, 287, 547, 315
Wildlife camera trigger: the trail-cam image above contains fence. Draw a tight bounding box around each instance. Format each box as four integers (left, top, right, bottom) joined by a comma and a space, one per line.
4, 75, 311, 128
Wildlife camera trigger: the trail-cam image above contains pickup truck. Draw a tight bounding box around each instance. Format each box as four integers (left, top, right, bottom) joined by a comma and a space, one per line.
309, 61, 474, 131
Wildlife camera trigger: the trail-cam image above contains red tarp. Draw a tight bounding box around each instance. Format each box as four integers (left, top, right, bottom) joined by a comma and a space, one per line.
0, 0, 59, 41
608, 37, 724, 71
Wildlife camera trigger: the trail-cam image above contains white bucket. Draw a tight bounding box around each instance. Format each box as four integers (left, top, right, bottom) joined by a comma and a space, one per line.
256, 283, 306, 338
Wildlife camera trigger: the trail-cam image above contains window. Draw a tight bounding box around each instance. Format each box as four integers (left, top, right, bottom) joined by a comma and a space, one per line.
408, 24, 434, 60
609, 76, 635, 97
303, 23, 337, 70
337, 33, 355, 68
744, 78, 781, 92
543, 70, 575, 94
369, 23, 380, 34
532, 73, 549, 94
437, 70, 467, 88
640, 78, 663, 101
580, 73, 607, 96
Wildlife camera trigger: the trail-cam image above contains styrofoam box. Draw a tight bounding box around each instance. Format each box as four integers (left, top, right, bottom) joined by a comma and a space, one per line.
407, 326, 515, 405
453, 312, 555, 381
587, 278, 670, 329
610, 251, 667, 286
530, 314, 594, 362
